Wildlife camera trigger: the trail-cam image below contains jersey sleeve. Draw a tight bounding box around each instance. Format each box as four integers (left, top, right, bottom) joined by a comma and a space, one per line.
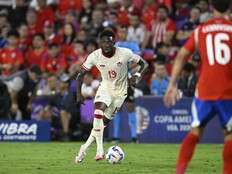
126, 49, 141, 63
183, 26, 200, 53
167, 20, 176, 32
81, 52, 95, 71
183, 31, 196, 53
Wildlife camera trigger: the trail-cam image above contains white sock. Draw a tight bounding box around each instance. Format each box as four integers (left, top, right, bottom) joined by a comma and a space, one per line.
95, 128, 104, 156
82, 129, 95, 150
93, 110, 104, 156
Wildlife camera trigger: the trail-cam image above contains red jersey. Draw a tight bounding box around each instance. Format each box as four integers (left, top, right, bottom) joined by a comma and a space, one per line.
117, 8, 130, 26
150, 19, 176, 48
58, 0, 81, 16
26, 48, 47, 67
45, 34, 62, 46
37, 7, 55, 32
19, 38, 31, 54
184, 17, 232, 100
0, 48, 24, 76
41, 54, 67, 74
28, 24, 40, 38
61, 44, 73, 59
142, 3, 157, 30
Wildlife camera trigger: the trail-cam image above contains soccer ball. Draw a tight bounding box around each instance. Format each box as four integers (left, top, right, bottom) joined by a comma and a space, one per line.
105, 146, 125, 164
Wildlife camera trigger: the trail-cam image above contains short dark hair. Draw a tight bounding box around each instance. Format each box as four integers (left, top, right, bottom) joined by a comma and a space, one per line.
99, 28, 115, 40
74, 39, 84, 45
192, 6, 201, 12
48, 43, 59, 49
212, 0, 231, 13
155, 42, 168, 53
199, 0, 209, 4
85, 38, 98, 48
154, 56, 166, 64
7, 30, 19, 38
33, 33, 45, 40
29, 64, 42, 76
157, 4, 169, 14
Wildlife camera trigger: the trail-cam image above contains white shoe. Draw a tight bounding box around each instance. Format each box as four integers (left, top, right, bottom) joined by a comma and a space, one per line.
94, 150, 104, 161
94, 154, 104, 161
75, 145, 86, 163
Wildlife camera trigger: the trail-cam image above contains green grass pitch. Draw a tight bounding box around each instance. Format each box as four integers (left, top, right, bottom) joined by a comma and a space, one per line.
0, 143, 222, 174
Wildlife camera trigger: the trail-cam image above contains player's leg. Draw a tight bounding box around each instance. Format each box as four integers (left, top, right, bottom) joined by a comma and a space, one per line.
176, 127, 203, 174
113, 112, 121, 142
60, 110, 71, 141
215, 100, 232, 174
126, 87, 137, 142
93, 94, 127, 160
223, 131, 232, 174
75, 88, 111, 163
93, 102, 107, 160
75, 102, 107, 163
127, 101, 137, 142
176, 98, 214, 174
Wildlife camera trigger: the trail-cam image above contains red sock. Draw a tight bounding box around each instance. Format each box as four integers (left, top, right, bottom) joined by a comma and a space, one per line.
176, 133, 199, 174
223, 139, 232, 174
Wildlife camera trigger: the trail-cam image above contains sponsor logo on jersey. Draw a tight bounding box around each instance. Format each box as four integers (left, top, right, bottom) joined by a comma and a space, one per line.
100, 64, 105, 67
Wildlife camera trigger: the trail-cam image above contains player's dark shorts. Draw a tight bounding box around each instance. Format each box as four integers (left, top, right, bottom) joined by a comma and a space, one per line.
125, 86, 135, 102
191, 97, 232, 131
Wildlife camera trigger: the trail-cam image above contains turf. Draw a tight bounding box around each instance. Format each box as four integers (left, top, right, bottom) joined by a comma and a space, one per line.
0, 143, 222, 174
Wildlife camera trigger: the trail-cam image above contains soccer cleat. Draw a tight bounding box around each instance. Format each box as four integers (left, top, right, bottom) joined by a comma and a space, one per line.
94, 154, 104, 161
75, 145, 86, 163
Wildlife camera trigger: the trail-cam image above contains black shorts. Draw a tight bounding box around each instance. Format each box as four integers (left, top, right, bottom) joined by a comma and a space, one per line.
125, 86, 135, 102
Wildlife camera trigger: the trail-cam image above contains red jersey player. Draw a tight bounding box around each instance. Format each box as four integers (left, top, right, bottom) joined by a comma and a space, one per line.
164, 0, 232, 174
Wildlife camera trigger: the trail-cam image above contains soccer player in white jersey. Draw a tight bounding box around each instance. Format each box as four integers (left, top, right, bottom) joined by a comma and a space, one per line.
74, 29, 148, 163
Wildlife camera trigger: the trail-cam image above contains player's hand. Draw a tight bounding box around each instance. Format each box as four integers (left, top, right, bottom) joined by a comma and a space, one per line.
163, 84, 182, 107
129, 72, 141, 86
129, 75, 138, 86
76, 93, 85, 104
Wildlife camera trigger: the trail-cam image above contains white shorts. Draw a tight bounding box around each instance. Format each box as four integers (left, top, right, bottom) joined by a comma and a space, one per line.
94, 86, 127, 120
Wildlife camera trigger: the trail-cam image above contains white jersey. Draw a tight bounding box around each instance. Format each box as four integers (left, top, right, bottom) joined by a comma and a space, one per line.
82, 47, 141, 95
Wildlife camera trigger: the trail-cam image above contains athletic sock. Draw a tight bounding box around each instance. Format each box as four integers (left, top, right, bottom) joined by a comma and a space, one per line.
223, 139, 232, 174
93, 110, 104, 156
82, 129, 95, 150
176, 132, 199, 174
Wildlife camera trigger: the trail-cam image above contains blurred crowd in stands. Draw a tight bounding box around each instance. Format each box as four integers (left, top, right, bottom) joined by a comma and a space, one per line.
0, 0, 231, 140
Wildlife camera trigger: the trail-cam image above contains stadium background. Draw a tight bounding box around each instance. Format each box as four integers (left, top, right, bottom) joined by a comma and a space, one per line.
0, 0, 230, 143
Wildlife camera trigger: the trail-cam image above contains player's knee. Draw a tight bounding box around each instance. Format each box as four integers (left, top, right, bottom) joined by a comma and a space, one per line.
190, 127, 204, 138
94, 109, 104, 119
126, 102, 135, 112
224, 130, 232, 141
103, 116, 111, 126
95, 102, 107, 111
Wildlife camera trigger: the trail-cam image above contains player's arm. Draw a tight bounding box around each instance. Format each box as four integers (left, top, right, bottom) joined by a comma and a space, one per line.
7, 77, 24, 113
74, 68, 88, 104
129, 54, 148, 86
135, 58, 148, 77
164, 30, 196, 107
73, 52, 95, 104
